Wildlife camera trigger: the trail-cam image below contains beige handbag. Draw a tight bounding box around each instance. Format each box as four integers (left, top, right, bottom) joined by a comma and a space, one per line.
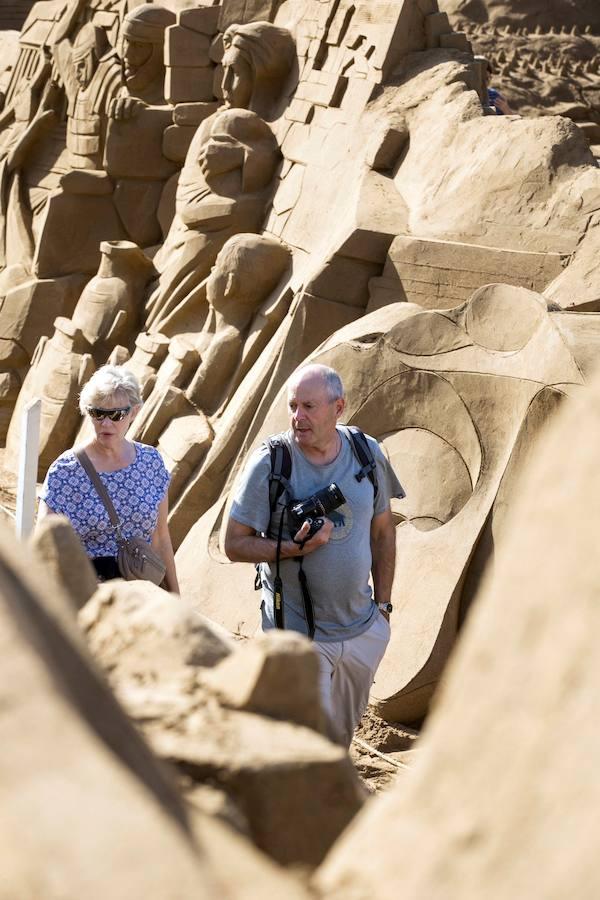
75, 449, 166, 586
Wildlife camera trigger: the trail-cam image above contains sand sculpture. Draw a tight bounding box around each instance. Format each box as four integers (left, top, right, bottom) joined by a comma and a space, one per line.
178, 284, 600, 722
131, 232, 292, 498
1, 0, 600, 890
315, 361, 600, 900
143, 20, 296, 332
0, 0, 599, 744
0, 516, 344, 896
439, 0, 600, 156
5, 366, 600, 893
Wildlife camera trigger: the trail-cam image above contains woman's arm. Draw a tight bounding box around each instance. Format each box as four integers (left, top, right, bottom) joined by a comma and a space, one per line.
151, 493, 180, 594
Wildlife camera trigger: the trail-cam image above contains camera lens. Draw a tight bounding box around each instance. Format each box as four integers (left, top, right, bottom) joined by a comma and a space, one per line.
325, 483, 345, 510
288, 483, 346, 532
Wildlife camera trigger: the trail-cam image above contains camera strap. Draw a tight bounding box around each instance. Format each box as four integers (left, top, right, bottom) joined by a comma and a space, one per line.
272, 504, 315, 639
273, 503, 285, 630
265, 430, 349, 641
297, 559, 315, 639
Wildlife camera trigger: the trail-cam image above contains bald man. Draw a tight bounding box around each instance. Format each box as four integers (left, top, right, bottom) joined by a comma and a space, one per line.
225, 364, 404, 747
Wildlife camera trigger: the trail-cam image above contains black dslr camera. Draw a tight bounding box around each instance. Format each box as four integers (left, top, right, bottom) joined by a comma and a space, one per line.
287, 483, 346, 540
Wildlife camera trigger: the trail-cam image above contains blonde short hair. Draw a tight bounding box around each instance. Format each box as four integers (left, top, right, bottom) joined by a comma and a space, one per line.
79, 365, 142, 414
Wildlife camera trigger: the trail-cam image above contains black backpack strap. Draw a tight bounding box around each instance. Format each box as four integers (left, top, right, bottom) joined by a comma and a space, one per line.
261, 434, 293, 631
338, 425, 379, 501
256, 436, 290, 593
263, 433, 316, 640
266, 434, 292, 514
273, 508, 286, 630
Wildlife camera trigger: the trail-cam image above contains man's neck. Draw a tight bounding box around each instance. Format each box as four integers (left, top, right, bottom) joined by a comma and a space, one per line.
293, 429, 340, 466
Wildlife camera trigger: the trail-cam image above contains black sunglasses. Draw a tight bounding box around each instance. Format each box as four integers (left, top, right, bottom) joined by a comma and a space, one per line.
86, 406, 131, 422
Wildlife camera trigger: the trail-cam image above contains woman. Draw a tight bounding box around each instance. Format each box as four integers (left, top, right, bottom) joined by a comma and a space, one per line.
38, 365, 179, 592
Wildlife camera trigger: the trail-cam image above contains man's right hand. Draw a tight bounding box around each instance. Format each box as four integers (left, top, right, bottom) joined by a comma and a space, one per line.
291, 517, 334, 555
224, 516, 333, 564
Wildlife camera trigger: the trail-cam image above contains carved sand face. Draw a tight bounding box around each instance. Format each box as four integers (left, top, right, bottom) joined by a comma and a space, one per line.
74, 53, 94, 89
206, 263, 233, 311
122, 37, 153, 80
221, 46, 253, 109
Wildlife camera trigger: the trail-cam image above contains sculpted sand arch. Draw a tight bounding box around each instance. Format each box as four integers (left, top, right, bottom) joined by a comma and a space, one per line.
381, 428, 474, 531
332, 363, 483, 532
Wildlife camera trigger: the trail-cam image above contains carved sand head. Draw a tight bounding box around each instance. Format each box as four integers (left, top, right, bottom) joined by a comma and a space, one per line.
221, 21, 295, 118
72, 23, 108, 89
207, 233, 291, 310
120, 3, 175, 93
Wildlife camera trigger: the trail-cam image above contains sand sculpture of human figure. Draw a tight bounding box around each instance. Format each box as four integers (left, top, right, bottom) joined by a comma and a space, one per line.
0, 48, 56, 275
64, 23, 123, 173
0, 45, 53, 165
143, 21, 296, 333
184, 234, 292, 413
0, 21, 122, 285
110, 2, 176, 117
0, 3, 174, 285
132, 232, 292, 453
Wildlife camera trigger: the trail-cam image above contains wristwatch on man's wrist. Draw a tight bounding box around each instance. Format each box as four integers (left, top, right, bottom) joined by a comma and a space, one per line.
377, 601, 393, 614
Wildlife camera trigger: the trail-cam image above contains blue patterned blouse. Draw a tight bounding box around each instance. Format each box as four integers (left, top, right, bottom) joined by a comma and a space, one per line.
40, 443, 170, 558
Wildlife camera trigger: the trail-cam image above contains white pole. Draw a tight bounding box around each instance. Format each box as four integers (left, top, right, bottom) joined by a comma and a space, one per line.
15, 397, 41, 540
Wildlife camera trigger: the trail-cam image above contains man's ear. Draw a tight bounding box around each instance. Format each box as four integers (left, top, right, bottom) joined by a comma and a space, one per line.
335, 397, 345, 419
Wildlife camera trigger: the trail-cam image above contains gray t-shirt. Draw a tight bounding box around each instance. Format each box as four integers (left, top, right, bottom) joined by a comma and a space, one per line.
230, 428, 405, 642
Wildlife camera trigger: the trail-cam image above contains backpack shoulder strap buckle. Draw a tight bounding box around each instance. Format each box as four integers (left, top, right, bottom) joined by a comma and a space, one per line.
338, 424, 379, 500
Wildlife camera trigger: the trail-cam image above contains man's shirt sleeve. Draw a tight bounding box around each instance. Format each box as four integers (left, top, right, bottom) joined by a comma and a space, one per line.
371, 438, 406, 517
229, 444, 273, 534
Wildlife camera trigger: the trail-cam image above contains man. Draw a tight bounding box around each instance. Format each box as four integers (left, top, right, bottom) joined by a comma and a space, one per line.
477, 55, 514, 116
225, 364, 404, 747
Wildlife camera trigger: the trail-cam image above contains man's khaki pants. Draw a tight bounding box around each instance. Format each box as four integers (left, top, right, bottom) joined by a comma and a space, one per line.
313, 612, 390, 748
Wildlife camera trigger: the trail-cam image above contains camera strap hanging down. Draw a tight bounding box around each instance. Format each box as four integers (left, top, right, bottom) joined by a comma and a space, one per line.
266, 435, 315, 637
272, 510, 315, 638
260, 428, 378, 640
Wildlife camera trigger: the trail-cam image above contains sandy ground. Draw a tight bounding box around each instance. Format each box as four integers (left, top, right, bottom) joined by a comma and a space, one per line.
350, 708, 420, 794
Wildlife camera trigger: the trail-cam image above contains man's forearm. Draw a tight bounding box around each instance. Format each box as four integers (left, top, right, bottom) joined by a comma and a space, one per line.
225, 516, 334, 564
371, 531, 396, 604
225, 532, 305, 563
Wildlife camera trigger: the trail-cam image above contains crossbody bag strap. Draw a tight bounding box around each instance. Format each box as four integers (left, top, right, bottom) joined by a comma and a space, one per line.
74, 448, 124, 541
